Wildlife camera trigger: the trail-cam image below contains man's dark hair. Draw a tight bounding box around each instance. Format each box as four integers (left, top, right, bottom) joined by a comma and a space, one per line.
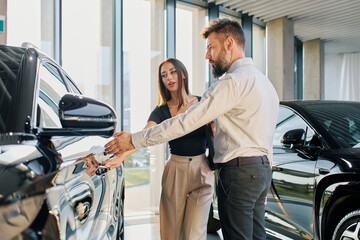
201, 18, 245, 48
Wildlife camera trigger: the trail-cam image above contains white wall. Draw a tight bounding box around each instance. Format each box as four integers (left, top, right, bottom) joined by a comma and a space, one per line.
7, 0, 41, 47
324, 54, 342, 100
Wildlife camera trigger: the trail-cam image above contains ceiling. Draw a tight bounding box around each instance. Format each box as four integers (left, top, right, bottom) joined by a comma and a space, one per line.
206, 0, 360, 55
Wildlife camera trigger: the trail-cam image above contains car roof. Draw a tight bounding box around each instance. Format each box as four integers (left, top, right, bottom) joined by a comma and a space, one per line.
280, 100, 360, 149
280, 100, 360, 115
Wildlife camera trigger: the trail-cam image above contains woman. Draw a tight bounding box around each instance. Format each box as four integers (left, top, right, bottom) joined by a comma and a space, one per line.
103, 58, 214, 240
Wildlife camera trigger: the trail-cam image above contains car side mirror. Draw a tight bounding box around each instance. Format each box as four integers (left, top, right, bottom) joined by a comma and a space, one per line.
280, 129, 305, 148
37, 93, 117, 137
281, 128, 321, 160
59, 93, 117, 129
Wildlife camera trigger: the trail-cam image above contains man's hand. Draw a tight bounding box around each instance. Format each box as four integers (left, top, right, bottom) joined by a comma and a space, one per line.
105, 132, 135, 155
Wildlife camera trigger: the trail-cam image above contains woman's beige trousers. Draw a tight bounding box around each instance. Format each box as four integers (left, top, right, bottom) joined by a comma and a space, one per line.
160, 154, 214, 240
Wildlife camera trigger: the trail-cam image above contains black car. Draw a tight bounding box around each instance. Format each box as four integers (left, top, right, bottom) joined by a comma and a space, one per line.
0, 44, 124, 239
266, 101, 360, 240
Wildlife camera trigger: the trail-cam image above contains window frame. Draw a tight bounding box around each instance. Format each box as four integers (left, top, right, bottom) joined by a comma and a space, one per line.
274, 105, 317, 149
33, 58, 71, 129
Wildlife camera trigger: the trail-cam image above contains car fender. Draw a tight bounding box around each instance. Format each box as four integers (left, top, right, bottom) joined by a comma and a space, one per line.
314, 173, 360, 240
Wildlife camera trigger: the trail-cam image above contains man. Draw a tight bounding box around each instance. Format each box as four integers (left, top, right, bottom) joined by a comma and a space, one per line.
105, 18, 279, 239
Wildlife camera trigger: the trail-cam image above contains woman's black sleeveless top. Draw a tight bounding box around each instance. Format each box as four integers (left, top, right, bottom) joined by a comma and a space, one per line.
148, 97, 206, 156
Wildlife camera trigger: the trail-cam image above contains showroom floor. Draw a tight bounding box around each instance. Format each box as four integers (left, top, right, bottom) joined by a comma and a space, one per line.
123, 183, 223, 240
124, 214, 223, 240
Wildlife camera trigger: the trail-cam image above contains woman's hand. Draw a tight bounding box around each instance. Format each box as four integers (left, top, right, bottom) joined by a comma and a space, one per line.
101, 155, 126, 170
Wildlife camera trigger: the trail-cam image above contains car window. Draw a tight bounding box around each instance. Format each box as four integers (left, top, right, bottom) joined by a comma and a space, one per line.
273, 106, 315, 147
0, 46, 24, 133
304, 103, 360, 148
326, 117, 360, 148
63, 73, 81, 94
37, 62, 69, 128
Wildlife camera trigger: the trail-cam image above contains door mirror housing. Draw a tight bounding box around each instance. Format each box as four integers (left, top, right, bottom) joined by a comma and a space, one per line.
59, 93, 117, 129
37, 94, 117, 137
280, 129, 305, 148
281, 128, 321, 160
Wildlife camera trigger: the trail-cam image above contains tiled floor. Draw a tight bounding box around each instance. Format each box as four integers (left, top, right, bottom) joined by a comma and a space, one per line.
124, 214, 223, 240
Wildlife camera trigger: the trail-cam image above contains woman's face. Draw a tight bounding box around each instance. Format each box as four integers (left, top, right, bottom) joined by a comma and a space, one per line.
160, 62, 180, 93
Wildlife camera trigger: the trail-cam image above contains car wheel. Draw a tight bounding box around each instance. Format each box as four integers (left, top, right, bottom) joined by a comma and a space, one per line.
207, 203, 221, 233
116, 191, 125, 239
332, 209, 360, 240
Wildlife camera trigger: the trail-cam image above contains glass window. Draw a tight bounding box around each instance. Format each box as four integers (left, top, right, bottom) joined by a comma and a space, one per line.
62, 0, 114, 106
273, 106, 315, 147
305, 103, 360, 148
63, 73, 82, 94
37, 62, 68, 128
176, 2, 208, 96
123, 0, 165, 219
0, 46, 24, 133
7, 0, 54, 58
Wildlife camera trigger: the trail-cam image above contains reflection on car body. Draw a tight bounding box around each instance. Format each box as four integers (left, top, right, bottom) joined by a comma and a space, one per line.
0, 44, 124, 239
266, 101, 360, 240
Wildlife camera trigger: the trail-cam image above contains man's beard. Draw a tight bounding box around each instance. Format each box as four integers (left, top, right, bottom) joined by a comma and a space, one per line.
211, 50, 230, 78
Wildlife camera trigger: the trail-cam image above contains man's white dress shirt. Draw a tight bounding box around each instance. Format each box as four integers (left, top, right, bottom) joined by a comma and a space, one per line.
132, 58, 279, 163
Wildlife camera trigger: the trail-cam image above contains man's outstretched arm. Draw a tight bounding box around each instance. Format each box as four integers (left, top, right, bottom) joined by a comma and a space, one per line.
105, 78, 238, 155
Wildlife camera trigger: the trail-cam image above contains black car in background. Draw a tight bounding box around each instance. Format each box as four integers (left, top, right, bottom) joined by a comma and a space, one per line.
0, 44, 124, 239
266, 101, 360, 240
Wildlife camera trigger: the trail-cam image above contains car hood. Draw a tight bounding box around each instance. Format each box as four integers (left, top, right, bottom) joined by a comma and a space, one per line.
0, 134, 57, 203
0, 134, 40, 165
0, 133, 36, 145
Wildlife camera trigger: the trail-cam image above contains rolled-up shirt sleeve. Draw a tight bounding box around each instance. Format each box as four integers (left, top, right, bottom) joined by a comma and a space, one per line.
132, 77, 239, 149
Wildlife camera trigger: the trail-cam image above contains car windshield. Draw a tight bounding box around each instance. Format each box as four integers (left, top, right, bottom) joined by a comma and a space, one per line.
304, 102, 360, 149
0, 46, 24, 133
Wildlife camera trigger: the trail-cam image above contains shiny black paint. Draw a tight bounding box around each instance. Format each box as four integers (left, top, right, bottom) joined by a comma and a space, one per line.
10, 48, 38, 133
266, 101, 360, 240
0, 44, 124, 239
59, 93, 117, 129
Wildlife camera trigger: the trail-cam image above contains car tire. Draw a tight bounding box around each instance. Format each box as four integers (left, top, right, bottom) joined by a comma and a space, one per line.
207, 203, 221, 233
332, 209, 360, 240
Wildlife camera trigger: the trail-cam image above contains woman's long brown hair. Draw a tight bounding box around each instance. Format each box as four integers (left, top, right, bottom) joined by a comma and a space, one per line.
157, 58, 189, 110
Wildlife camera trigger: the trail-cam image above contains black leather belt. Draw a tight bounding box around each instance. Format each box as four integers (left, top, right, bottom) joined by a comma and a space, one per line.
215, 155, 268, 168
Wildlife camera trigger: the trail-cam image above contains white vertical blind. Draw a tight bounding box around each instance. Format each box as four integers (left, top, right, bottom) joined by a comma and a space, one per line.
340, 53, 360, 101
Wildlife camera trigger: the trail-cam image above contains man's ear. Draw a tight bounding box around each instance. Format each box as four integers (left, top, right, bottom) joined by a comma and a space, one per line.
225, 36, 234, 51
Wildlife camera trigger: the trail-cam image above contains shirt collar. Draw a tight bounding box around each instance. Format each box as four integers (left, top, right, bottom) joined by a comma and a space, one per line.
227, 58, 254, 73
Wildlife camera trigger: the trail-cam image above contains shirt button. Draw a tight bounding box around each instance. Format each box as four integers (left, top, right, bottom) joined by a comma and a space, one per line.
189, 158, 192, 162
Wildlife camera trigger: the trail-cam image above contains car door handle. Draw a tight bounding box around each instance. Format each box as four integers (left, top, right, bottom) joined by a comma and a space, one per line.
318, 168, 330, 175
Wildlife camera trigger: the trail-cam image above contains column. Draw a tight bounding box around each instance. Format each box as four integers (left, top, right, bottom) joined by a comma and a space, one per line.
241, 14, 253, 58
303, 38, 324, 100
166, 0, 176, 58
266, 17, 294, 100
150, 0, 166, 215
208, 3, 219, 87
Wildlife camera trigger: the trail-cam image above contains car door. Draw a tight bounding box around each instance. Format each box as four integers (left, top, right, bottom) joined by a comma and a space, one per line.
266, 106, 318, 239
34, 60, 115, 240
